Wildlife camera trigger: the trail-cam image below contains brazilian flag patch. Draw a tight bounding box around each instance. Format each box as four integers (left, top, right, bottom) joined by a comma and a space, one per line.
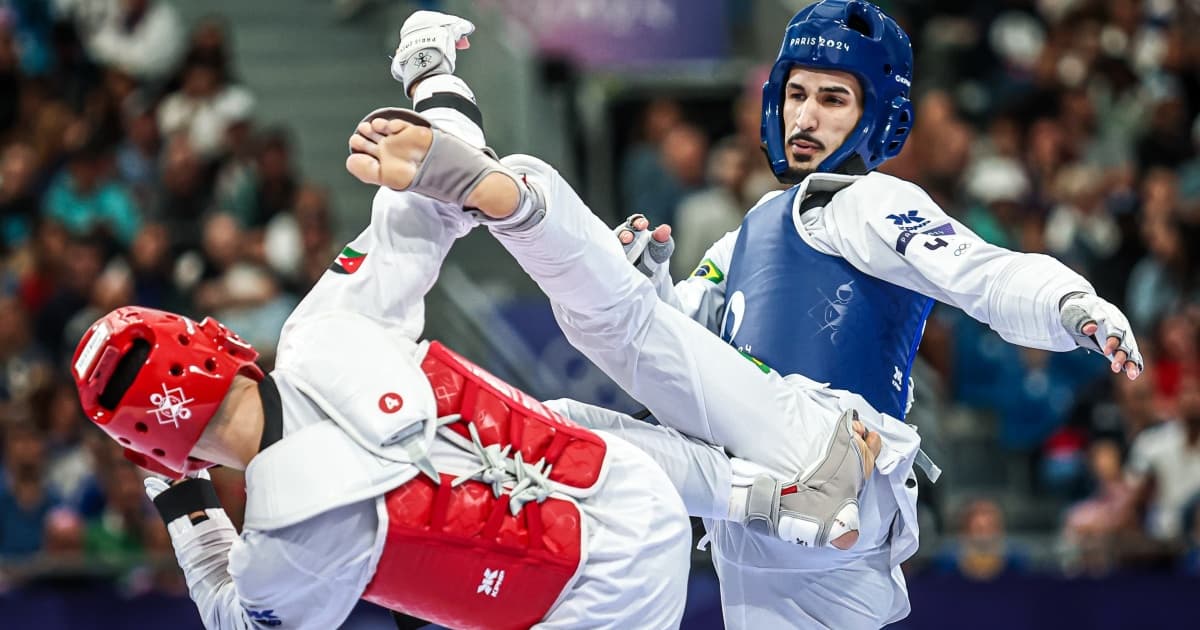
330, 245, 367, 275
739, 350, 771, 374
692, 258, 725, 284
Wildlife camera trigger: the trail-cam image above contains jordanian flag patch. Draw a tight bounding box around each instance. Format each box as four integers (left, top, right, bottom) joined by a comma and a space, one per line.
330, 245, 367, 275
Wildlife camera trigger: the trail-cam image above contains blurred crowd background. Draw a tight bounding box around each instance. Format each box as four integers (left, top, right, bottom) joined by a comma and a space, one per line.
0, 0, 1197, 627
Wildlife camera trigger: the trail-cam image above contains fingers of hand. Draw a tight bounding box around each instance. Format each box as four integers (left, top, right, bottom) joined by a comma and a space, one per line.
625, 214, 648, 231
1111, 347, 1128, 373
1124, 360, 1141, 380
865, 431, 883, 458
1081, 321, 1099, 337
618, 229, 634, 245
1103, 334, 1121, 357
652, 224, 672, 242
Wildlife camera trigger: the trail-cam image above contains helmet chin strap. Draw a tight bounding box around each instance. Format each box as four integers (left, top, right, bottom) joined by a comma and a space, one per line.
832, 154, 869, 176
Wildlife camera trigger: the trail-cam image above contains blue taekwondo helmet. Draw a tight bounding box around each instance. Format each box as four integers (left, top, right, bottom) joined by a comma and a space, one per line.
761, 0, 914, 182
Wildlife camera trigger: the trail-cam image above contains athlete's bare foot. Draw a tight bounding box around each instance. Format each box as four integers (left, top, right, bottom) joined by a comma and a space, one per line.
346, 117, 520, 219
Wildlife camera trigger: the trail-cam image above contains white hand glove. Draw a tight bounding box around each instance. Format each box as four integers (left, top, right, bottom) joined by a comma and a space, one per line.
615, 213, 674, 281
390, 10, 475, 96
1059, 292, 1143, 378
143, 468, 211, 502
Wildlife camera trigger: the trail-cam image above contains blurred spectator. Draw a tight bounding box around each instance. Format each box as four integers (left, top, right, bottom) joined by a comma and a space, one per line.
13, 78, 76, 174
47, 15, 102, 119
1025, 116, 1070, 204
1135, 85, 1194, 173
12, 218, 68, 316
910, 90, 974, 210
1178, 115, 1200, 220
63, 256, 133, 355
32, 236, 105, 362
4, 0, 56, 77
1127, 371, 1200, 542
127, 222, 183, 311
38, 379, 93, 515
672, 138, 748, 278
620, 98, 685, 226
1060, 440, 1137, 575
185, 14, 234, 80
261, 183, 336, 295
42, 507, 84, 561
1126, 217, 1198, 334
245, 127, 299, 229
1064, 361, 1163, 455
1140, 167, 1181, 225
0, 14, 19, 134
0, 294, 52, 412
724, 65, 779, 204
0, 421, 60, 559
212, 110, 257, 226
1182, 499, 1200, 575
963, 155, 1031, 249
655, 124, 708, 222
151, 136, 213, 253
42, 139, 142, 248
0, 141, 40, 252
157, 51, 254, 159
78, 0, 185, 83
1043, 163, 1120, 279
1152, 314, 1200, 402
177, 212, 295, 353
84, 462, 152, 571
114, 94, 161, 211
934, 499, 1029, 581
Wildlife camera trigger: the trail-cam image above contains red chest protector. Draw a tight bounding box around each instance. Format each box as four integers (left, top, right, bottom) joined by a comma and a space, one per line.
361, 342, 609, 630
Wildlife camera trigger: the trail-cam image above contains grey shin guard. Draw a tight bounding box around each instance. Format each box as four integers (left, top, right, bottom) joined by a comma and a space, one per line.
743, 410, 866, 548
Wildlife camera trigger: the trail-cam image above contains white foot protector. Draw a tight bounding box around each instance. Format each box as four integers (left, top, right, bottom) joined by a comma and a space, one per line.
733, 410, 867, 549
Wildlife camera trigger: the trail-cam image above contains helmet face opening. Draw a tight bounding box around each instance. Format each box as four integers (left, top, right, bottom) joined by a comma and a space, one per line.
97, 338, 151, 412
72, 307, 265, 477
761, 0, 914, 181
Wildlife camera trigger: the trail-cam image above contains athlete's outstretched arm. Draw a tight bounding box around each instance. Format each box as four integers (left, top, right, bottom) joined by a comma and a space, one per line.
144, 476, 367, 630
814, 178, 1142, 378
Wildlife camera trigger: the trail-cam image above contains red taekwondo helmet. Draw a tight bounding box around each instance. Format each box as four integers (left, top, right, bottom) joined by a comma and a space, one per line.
71, 306, 264, 478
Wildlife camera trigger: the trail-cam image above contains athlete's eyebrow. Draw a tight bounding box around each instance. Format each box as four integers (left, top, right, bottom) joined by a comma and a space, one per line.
785, 82, 852, 95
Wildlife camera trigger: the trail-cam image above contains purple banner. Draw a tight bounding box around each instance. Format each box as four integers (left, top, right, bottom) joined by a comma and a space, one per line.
486, 0, 727, 67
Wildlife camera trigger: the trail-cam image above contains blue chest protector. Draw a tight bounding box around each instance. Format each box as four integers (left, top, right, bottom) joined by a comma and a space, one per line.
721, 186, 933, 419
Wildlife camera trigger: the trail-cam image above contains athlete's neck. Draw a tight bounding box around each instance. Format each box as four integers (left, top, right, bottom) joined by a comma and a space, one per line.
191, 375, 265, 471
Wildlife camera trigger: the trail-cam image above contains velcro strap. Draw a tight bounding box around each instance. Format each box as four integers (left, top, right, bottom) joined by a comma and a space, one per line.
914, 448, 941, 483
153, 476, 222, 525
743, 475, 780, 536
415, 92, 483, 130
